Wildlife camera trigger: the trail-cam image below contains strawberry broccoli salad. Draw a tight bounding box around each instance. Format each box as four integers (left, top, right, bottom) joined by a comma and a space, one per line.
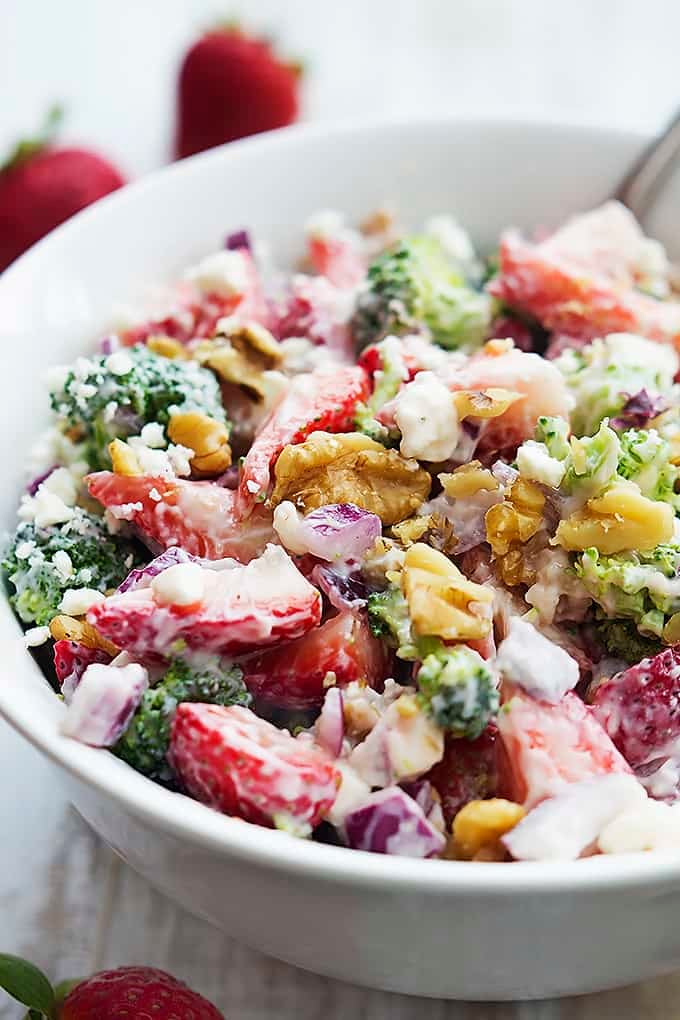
8, 200, 680, 861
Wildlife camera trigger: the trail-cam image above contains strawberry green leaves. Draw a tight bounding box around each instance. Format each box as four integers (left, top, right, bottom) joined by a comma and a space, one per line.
0, 953, 55, 1017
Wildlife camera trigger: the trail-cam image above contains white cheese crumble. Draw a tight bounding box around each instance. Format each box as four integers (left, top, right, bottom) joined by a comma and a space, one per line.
19, 468, 79, 528
46, 364, 71, 393
151, 562, 206, 607
24, 625, 51, 648
59, 588, 106, 616
495, 617, 579, 702
105, 350, 134, 376
140, 422, 166, 448
52, 550, 74, 581
185, 250, 249, 298
149, 487, 162, 503
394, 371, 459, 462
516, 440, 566, 488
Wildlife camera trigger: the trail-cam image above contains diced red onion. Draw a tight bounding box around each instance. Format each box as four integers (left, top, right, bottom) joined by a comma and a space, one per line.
311, 564, 372, 610
225, 229, 252, 252
100, 334, 121, 355
345, 787, 446, 857
26, 465, 57, 496
316, 687, 345, 757
117, 547, 197, 593
611, 389, 668, 430
215, 465, 240, 489
61, 661, 148, 747
503, 775, 646, 861
491, 460, 519, 487
295, 504, 381, 562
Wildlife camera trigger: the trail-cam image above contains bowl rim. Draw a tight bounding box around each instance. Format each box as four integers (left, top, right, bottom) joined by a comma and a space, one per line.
2, 112, 678, 893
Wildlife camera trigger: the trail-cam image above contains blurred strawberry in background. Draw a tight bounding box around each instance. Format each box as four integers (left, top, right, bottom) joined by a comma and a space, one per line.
175, 23, 302, 159
0, 108, 126, 272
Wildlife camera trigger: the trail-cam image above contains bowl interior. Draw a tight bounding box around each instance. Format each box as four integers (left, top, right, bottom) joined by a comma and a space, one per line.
1, 115, 678, 887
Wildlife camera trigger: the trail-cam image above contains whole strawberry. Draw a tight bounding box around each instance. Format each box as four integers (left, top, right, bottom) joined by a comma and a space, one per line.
0, 955, 224, 1018
0, 108, 125, 272
175, 24, 301, 159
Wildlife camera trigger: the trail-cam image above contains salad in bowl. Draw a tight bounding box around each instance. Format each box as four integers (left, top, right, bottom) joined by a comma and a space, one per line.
7, 198, 680, 864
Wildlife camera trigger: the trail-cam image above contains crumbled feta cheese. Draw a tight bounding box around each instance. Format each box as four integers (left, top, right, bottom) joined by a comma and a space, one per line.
79, 568, 93, 584
15, 540, 36, 561
24, 626, 51, 648
149, 487, 162, 502
19, 490, 74, 528
185, 250, 249, 297
139, 422, 166, 449
52, 550, 74, 581
495, 617, 579, 702
107, 501, 143, 521
516, 440, 566, 488
394, 371, 459, 462
103, 401, 118, 424
327, 763, 371, 828
151, 562, 206, 607
598, 798, 680, 853
73, 357, 96, 381
59, 588, 106, 616
272, 502, 308, 555
246, 480, 260, 494
105, 351, 134, 376
166, 444, 194, 477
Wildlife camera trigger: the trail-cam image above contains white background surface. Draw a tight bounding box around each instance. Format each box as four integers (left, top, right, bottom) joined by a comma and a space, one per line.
2, 1, 680, 1016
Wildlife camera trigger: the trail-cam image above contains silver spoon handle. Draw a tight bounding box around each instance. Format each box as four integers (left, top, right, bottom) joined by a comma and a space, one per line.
614, 109, 680, 219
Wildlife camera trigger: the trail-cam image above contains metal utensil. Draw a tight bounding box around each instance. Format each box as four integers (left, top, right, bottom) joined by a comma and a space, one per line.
614, 109, 680, 220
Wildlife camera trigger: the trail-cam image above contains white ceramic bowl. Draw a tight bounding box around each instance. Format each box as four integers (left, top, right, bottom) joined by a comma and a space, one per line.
2, 118, 680, 1002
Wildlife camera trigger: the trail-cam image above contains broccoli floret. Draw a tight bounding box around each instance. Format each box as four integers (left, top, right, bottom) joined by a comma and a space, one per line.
50, 345, 227, 469
416, 644, 499, 739
617, 428, 679, 508
574, 542, 680, 639
367, 586, 413, 646
562, 421, 621, 498
115, 658, 251, 783
556, 334, 677, 438
535, 416, 570, 461
595, 619, 662, 664
2, 510, 143, 626
351, 236, 491, 352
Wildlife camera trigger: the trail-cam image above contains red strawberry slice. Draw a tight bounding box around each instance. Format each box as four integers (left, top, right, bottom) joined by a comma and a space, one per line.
121, 251, 269, 346
88, 545, 322, 660
426, 725, 500, 827
591, 647, 680, 768
237, 364, 370, 515
53, 639, 112, 690
497, 688, 632, 807
87, 472, 276, 562
307, 236, 366, 289
242, 610, 387, 709
274, 274, 353, 355
490, 232, 680, 347
169, 703, 339, 829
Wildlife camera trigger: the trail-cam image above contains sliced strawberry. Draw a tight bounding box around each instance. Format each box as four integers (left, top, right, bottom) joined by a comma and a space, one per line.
591, 647, 680, 768
53, 639, 112, 692
490, 232, 680, 347
87, 472, 276, 562
274, 274, 353, 355
497, 688, 632, 808
242, 611, 387, 710
169, 703, 339, 829
88, 545, 322, 660
237, 365, 369, 515
426, 725, 499, 827
307, 236, 366, 289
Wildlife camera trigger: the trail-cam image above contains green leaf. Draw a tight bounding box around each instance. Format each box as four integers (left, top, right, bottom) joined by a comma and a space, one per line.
0, 954, 54, 1017
54, 977, 82, 1003
1, 105, 64, 174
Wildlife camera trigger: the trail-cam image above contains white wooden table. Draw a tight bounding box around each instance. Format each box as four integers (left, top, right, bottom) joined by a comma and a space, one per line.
4, 0, 680, 1014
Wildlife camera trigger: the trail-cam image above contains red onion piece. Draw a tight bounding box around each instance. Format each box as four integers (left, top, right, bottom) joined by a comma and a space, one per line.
100, 334, 121, 355
345, 787, 446, 857
293, 503, 381, 562
316, 687, 344, 757
27, 465, 57, 497
61, 661, 148, 747
311, 564, 372, 610
225, 229, 252, 251
611, 389, 668, 430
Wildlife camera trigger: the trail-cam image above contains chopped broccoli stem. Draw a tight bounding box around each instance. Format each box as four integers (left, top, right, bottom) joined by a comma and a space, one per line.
2, 511, 143, 626
49, 345, 227, 469
416, 644, 499, 739
595, 619, 662, 664
115, 658, 251, 783
351, 236, 491, 352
